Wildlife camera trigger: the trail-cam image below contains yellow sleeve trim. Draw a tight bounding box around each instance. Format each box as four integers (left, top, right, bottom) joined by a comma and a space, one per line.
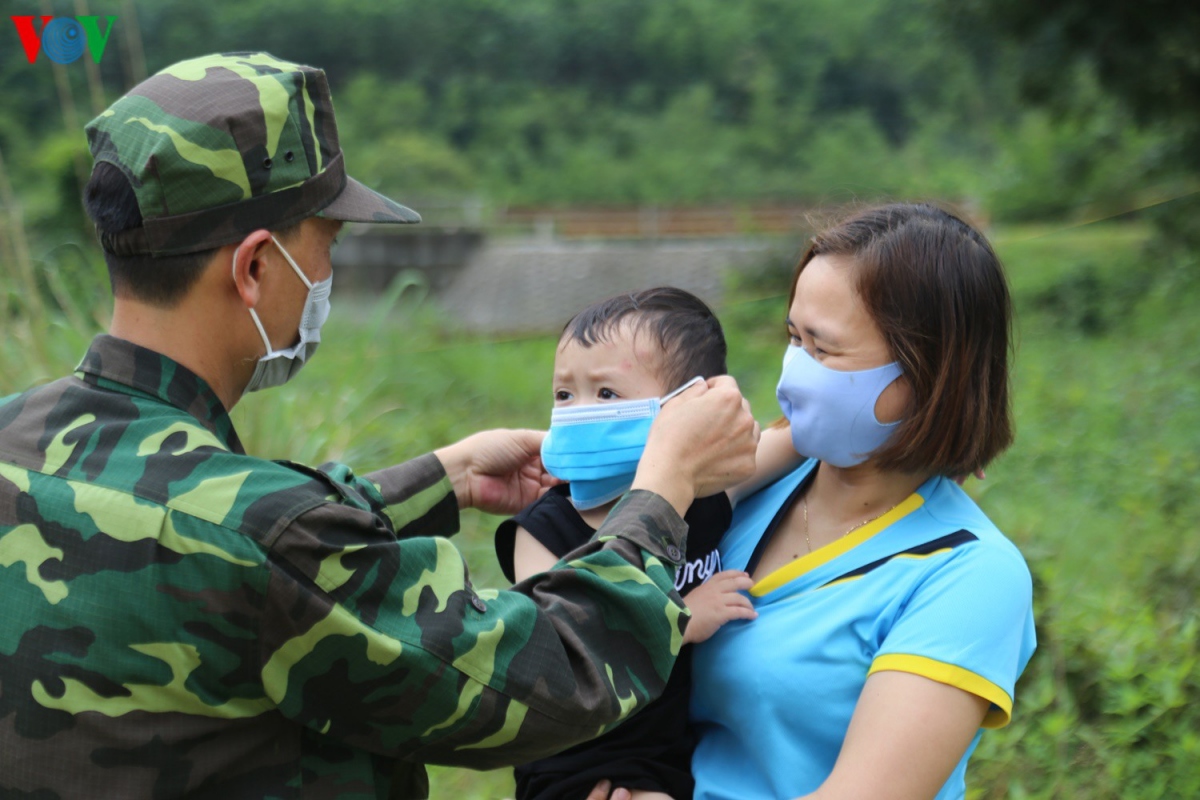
869, 653, 1013, 729
751, 493, 925, 597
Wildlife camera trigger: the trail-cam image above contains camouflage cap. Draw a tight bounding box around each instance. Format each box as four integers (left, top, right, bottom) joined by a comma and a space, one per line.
85, 52, 420, 257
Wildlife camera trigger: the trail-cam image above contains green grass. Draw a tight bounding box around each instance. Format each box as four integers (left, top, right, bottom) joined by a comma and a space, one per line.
963, 224, 1200, 799
2, 221, 1197, 798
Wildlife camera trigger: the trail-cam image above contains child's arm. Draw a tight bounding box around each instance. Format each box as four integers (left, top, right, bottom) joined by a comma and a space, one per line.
726, 423, 801, 508
681, 570, 757, 645
512, 526, 562, 582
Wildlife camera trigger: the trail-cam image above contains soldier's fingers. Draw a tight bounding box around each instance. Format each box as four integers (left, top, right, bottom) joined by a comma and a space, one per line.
707, 374, 740, 392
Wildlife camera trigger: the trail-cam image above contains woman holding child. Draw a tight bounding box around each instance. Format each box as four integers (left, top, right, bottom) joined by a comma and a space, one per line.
544, 202, 1032, 800
687, 203, 1036, 800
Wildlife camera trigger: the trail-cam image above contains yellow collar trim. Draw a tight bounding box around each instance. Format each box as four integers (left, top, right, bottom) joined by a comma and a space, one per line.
750, 492, 925, 597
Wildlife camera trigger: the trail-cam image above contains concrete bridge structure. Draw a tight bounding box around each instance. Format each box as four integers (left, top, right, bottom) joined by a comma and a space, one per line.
331, 226, 797, 332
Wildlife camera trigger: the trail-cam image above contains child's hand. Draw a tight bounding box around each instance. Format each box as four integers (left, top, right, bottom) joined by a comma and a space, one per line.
681, 570, 757, 645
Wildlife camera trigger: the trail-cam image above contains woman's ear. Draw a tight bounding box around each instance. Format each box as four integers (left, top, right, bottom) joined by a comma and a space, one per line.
229, 229, 276, 309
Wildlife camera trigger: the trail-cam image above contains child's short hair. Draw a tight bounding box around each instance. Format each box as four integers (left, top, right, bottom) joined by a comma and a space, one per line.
561, 287, 727, 389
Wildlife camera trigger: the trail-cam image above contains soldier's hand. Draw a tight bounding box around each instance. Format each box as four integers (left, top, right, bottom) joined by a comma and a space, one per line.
434, 429, 558, 515
632, 375, 759, 517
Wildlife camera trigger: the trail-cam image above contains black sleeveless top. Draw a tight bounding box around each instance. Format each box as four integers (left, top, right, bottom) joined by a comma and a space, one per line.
495, 485, 733, 800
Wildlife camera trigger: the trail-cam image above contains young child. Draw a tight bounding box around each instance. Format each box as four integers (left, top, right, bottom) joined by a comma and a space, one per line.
494, 287, 799, 800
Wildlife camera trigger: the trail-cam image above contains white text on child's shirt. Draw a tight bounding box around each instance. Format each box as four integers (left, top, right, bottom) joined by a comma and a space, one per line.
676, 550, 722, 592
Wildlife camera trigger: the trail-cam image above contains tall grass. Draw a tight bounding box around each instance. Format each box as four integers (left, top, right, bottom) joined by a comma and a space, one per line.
964, 224, 1200, 799
2, 215, 1197, 798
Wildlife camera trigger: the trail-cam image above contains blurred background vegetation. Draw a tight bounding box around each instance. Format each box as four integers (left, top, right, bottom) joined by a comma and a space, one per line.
1, 0, 1198, 797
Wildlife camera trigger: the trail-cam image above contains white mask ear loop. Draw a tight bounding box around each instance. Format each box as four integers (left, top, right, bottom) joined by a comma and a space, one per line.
271, 234, 314, 289
233, 239, 276, 357
661, 375, 706, 405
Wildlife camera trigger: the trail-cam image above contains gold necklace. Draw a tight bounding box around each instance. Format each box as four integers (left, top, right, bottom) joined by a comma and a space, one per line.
801, 495, 905, 555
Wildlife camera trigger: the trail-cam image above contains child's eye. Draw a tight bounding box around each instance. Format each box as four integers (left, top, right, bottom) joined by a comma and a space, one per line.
788, 332, 803, 346
598, 388, 619, 400
555, 390, 573, 402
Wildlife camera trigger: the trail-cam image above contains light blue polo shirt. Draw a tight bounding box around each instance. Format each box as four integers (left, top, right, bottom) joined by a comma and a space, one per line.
690, 460, 1036, 800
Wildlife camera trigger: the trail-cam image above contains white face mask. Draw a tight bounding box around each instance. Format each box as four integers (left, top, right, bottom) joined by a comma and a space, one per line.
240, 234, 332, 393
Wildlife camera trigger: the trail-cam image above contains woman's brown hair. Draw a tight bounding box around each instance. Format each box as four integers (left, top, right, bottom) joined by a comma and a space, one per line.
789, 203, 1014, 475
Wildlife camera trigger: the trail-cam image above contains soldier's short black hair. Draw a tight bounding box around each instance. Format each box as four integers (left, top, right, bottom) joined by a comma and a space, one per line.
83, 162, 218, 307
561, 287, 727, 389
83, 164, 301, 308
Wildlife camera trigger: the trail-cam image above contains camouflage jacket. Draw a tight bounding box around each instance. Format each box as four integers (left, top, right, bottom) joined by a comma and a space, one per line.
0, 336, 691, 799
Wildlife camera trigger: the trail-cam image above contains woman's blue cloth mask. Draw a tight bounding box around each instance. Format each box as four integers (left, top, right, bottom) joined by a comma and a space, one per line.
541, 376, 705, 510
776, 344, 903, 468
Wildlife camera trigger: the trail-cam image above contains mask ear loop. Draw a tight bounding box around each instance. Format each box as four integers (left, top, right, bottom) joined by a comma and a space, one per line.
661, 375, 706, 405
234, 240, 275, 357
271, 234, 314, 289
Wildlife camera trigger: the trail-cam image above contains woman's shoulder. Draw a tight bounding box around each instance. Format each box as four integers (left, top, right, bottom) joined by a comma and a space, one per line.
885, 485, 1039, 715
919, 476, 1030, 567
879, 480, 1037, 701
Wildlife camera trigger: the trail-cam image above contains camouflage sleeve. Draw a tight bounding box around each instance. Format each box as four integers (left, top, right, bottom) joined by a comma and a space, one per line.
314, 454, 460, 540
260, 488, 688, 769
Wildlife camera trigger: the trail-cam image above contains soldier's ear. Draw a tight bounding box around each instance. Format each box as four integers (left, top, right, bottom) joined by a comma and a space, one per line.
229, 230, 276, 309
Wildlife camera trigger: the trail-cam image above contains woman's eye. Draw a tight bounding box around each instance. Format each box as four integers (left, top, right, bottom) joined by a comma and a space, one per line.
788, 332, 803, 346
598, 388, 619, 400
554, 390, 572, 402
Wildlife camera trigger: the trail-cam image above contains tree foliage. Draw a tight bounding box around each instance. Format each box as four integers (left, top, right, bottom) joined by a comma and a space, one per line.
0, 0, 1179, 231
942, 0, 1200, 146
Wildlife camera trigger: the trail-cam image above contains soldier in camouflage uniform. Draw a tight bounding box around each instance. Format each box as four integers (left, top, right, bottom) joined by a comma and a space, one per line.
0, 53, 760, 798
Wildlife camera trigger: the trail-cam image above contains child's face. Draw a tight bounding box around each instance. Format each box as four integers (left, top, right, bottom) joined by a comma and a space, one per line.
553, 322, 670, 407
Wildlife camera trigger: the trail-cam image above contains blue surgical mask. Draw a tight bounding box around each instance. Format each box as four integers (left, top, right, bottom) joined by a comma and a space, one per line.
542, 376, 704, 509
776, 345, 903, 468
241, 235, 332, 393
